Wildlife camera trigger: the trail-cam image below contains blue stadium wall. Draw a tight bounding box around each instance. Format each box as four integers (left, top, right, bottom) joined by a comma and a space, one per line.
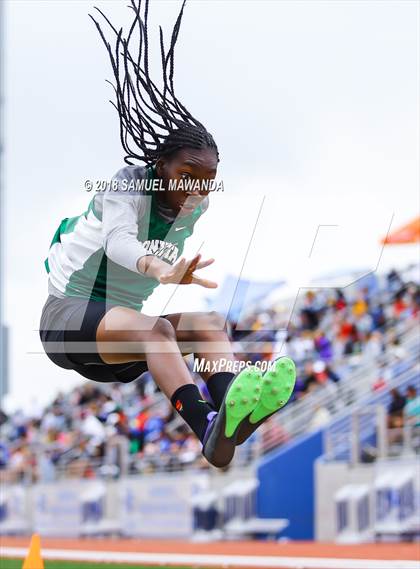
257, 430, 323, 540
256, 365, 419, 540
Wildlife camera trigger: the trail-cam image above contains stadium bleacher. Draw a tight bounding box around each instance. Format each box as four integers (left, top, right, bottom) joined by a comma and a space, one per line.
0, 267, 418, 542
0, 267, 418, 483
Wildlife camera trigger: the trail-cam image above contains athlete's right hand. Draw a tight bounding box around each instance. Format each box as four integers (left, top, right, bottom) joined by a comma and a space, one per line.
159, 253, 217, 288
138, 254, 218, 288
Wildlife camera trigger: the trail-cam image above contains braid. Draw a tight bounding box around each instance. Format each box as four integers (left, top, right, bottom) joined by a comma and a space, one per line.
159, 127, 218, 159
89, 0, 219, 165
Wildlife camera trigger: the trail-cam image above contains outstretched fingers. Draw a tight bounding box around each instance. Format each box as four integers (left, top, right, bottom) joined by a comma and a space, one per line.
158, 255, 217, 287
196, 257, 215, 270
191, 274, 218, 289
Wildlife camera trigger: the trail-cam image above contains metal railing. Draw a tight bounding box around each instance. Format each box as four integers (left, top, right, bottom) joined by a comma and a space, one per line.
323, 363, 420, 463
1, 313, 418, 481
259, 320, 419, 454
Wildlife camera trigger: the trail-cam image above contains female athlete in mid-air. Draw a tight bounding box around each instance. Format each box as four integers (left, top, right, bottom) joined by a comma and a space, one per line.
39, 0, 296, 468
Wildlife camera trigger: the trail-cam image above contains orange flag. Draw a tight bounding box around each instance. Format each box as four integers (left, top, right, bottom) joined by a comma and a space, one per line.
22, 534, 44, 569
382, 216, 420, 245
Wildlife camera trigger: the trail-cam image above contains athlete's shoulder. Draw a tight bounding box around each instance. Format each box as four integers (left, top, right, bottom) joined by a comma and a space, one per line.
93, 165, 150, 221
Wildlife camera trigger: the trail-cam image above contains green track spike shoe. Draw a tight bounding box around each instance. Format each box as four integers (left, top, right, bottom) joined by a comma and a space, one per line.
235, 357, 296, 446
202, 366, 263, 467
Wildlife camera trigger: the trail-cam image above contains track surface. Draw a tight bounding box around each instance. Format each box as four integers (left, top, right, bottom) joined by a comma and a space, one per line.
1, 537, 418, 559
1, 536, 419, 569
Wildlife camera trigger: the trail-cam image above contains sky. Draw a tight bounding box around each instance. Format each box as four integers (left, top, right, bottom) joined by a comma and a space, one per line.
2, 0, 419, 411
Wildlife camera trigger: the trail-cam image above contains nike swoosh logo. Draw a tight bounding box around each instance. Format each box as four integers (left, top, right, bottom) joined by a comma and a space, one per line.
175, 227, 186, 232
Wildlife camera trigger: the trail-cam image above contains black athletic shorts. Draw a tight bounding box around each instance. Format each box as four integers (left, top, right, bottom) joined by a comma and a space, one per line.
39, 295, 165, 384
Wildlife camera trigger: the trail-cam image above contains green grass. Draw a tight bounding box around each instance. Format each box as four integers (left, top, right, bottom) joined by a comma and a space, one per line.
1, 560, 203, 569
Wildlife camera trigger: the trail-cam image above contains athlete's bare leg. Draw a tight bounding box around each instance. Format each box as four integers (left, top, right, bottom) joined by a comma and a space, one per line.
163, 311, 236, 381
95, 306, 247, 468
96, 306, 193, 399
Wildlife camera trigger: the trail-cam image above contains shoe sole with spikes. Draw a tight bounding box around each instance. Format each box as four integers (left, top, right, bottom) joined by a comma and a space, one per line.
236, 357, 296, 446
202, 366, 263, 468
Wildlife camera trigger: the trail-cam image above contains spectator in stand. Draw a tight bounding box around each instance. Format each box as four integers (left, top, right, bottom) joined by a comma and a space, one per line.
300, 291, 321, 331
309, 404, 332, 431
352, 291, 368, 318
261, 416, 289, 452
393, 293, 406, 317
336, 318, 361, 356
372, 361, 391, 392
364, 331, 384, 361
284, 331, 314, 364
354, 311, 374, 337
41, 404, 68, 433
387, 337, 408, 362
130, 406, 150, 453
0, 409, 9, 427
5, 444, 34, 483
298, 360, 339, 393
314, 331, 333, 362
387, 269, 403, 293
371, 303, 387, 330
404, 385, 420, 427
144, 413, 165, 445
387, 388, 407, 429
412, 284, 420, 315
77, 384, 103, 406
301, 361, 317, 393
0, 441, 9, 470
325, 363, 341, 384
334, 289, 347, 311
372, 375, 387, 392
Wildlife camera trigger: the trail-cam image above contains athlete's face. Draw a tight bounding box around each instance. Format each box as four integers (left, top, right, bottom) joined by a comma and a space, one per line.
155, 147, 218, 217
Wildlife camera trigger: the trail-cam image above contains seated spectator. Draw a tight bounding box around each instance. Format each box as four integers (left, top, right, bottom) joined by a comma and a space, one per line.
300, 291, 321, 330
388, 388, 406, 429
285, 331, 314, 363
334, 289, 347, 311
372, 362, 390, 391
364, 331, 384, 361
352, 292, 368, 317
325, 364, 341, 383
301, 361, 317, 392
0, 442, 9, 470
387, 337, 407, 362
354, 311, 374, 336
404, 385, 420, 427
340, 322, 361, 355
393, 291, 409, 319
309, 404, 332, 430
372, 376, 387, 392
387, 268, 403, 293
314, 331, 333, 362
0, 408, 8, 427
261, 417, 289, 451
371, 303, 387, 330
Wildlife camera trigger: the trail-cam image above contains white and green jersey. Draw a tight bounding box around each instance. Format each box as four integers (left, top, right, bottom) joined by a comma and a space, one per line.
45, 165, 208, 311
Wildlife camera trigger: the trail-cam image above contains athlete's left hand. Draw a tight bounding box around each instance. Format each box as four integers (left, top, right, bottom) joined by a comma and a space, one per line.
159, 254, 218, 288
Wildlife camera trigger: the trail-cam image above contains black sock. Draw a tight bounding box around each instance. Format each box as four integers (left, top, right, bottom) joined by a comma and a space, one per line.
170, 384, 215, 443
207, 372, 235, 409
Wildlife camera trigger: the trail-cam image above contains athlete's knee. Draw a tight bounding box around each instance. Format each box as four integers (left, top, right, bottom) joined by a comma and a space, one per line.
205, 311, 227, 332
151, 317, 176, 340
193, 311, 228, 339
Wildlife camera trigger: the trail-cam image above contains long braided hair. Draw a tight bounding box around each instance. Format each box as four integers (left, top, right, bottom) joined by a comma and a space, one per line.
90, 0, 219, 166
